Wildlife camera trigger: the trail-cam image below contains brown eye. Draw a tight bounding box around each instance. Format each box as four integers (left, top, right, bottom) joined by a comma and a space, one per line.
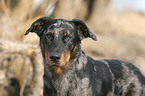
46, 33, 54, 41
47, 34, 51, 38
64, 36, 71, 42
47, 34, 51, 39
66, 36, 71, 40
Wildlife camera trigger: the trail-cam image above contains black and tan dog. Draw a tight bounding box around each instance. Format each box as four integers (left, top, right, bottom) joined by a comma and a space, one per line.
25, 17, 145, 96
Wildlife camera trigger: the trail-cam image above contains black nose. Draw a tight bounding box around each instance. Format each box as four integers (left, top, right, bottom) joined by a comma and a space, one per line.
50, 53, 61, 62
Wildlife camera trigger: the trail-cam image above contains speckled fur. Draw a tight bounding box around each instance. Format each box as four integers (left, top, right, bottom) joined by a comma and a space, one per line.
43, 51, 92, 96
25, 17, 145, 96
43, 52, 145, 96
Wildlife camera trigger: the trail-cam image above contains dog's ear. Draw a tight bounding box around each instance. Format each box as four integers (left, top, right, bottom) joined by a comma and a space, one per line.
72, 19, 97, 41
25, 17, 53, 37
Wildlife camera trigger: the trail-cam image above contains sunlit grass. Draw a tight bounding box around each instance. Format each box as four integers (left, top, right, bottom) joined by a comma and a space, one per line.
0, 0, 57, 42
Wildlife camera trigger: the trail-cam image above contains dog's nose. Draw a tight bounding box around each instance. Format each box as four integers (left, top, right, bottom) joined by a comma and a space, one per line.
50, 53, 61, 62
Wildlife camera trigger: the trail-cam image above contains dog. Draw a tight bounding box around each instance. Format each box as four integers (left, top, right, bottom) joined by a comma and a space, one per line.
25, 17, 145, 96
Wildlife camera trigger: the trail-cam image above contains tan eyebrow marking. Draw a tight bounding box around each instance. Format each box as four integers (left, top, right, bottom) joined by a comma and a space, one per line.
51, 30, 54, 34
64, 32, 67, 36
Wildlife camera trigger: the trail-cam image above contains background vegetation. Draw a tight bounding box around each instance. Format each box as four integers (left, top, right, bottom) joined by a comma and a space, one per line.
0, 0, 145, 96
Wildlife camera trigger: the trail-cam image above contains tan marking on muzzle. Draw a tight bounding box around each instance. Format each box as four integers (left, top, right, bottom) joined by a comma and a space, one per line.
73, 46, 77, 52
45, 50, 71, 75
59, 51, 71, 67
45, 50, 51, 64
40, 40, 44, 52
50, 66, 62, 75
45, 49, 56, 66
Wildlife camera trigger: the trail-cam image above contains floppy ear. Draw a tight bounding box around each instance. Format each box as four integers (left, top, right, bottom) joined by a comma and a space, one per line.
72, 19, 97, 41
25, 17, 53, 37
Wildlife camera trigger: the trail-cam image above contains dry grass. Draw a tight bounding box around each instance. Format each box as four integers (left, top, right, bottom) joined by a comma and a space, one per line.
0, 0, 32, 41
0, 0, 57, 42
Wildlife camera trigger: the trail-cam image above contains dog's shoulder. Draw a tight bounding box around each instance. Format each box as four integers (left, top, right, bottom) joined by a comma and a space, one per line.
87, 57, 145, 95
104, 60, 145, 83
87, 57, 114, 95
87, 57, 145, 84
87, 57, 118, 83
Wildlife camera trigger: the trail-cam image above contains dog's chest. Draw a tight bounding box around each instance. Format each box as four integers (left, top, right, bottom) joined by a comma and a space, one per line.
53, 71, 92, 96
68, 76, 92, 96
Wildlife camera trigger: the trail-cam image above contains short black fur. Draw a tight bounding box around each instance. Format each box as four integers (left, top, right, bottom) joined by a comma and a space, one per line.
25, 17, 145, 96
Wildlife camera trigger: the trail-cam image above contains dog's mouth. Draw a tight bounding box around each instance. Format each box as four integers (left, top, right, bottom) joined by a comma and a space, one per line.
49, 62, 69, 68
47, 60, 70, 75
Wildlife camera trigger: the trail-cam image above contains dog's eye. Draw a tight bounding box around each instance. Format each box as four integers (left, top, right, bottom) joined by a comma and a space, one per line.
47, 34, 51, 38
66, 36, 71, 40
64, 36, 71, 42
46, 33, 54, 40
47, 34, 51, 39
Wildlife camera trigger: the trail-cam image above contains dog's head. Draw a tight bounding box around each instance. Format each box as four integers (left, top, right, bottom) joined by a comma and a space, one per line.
25, 17, 97, 74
